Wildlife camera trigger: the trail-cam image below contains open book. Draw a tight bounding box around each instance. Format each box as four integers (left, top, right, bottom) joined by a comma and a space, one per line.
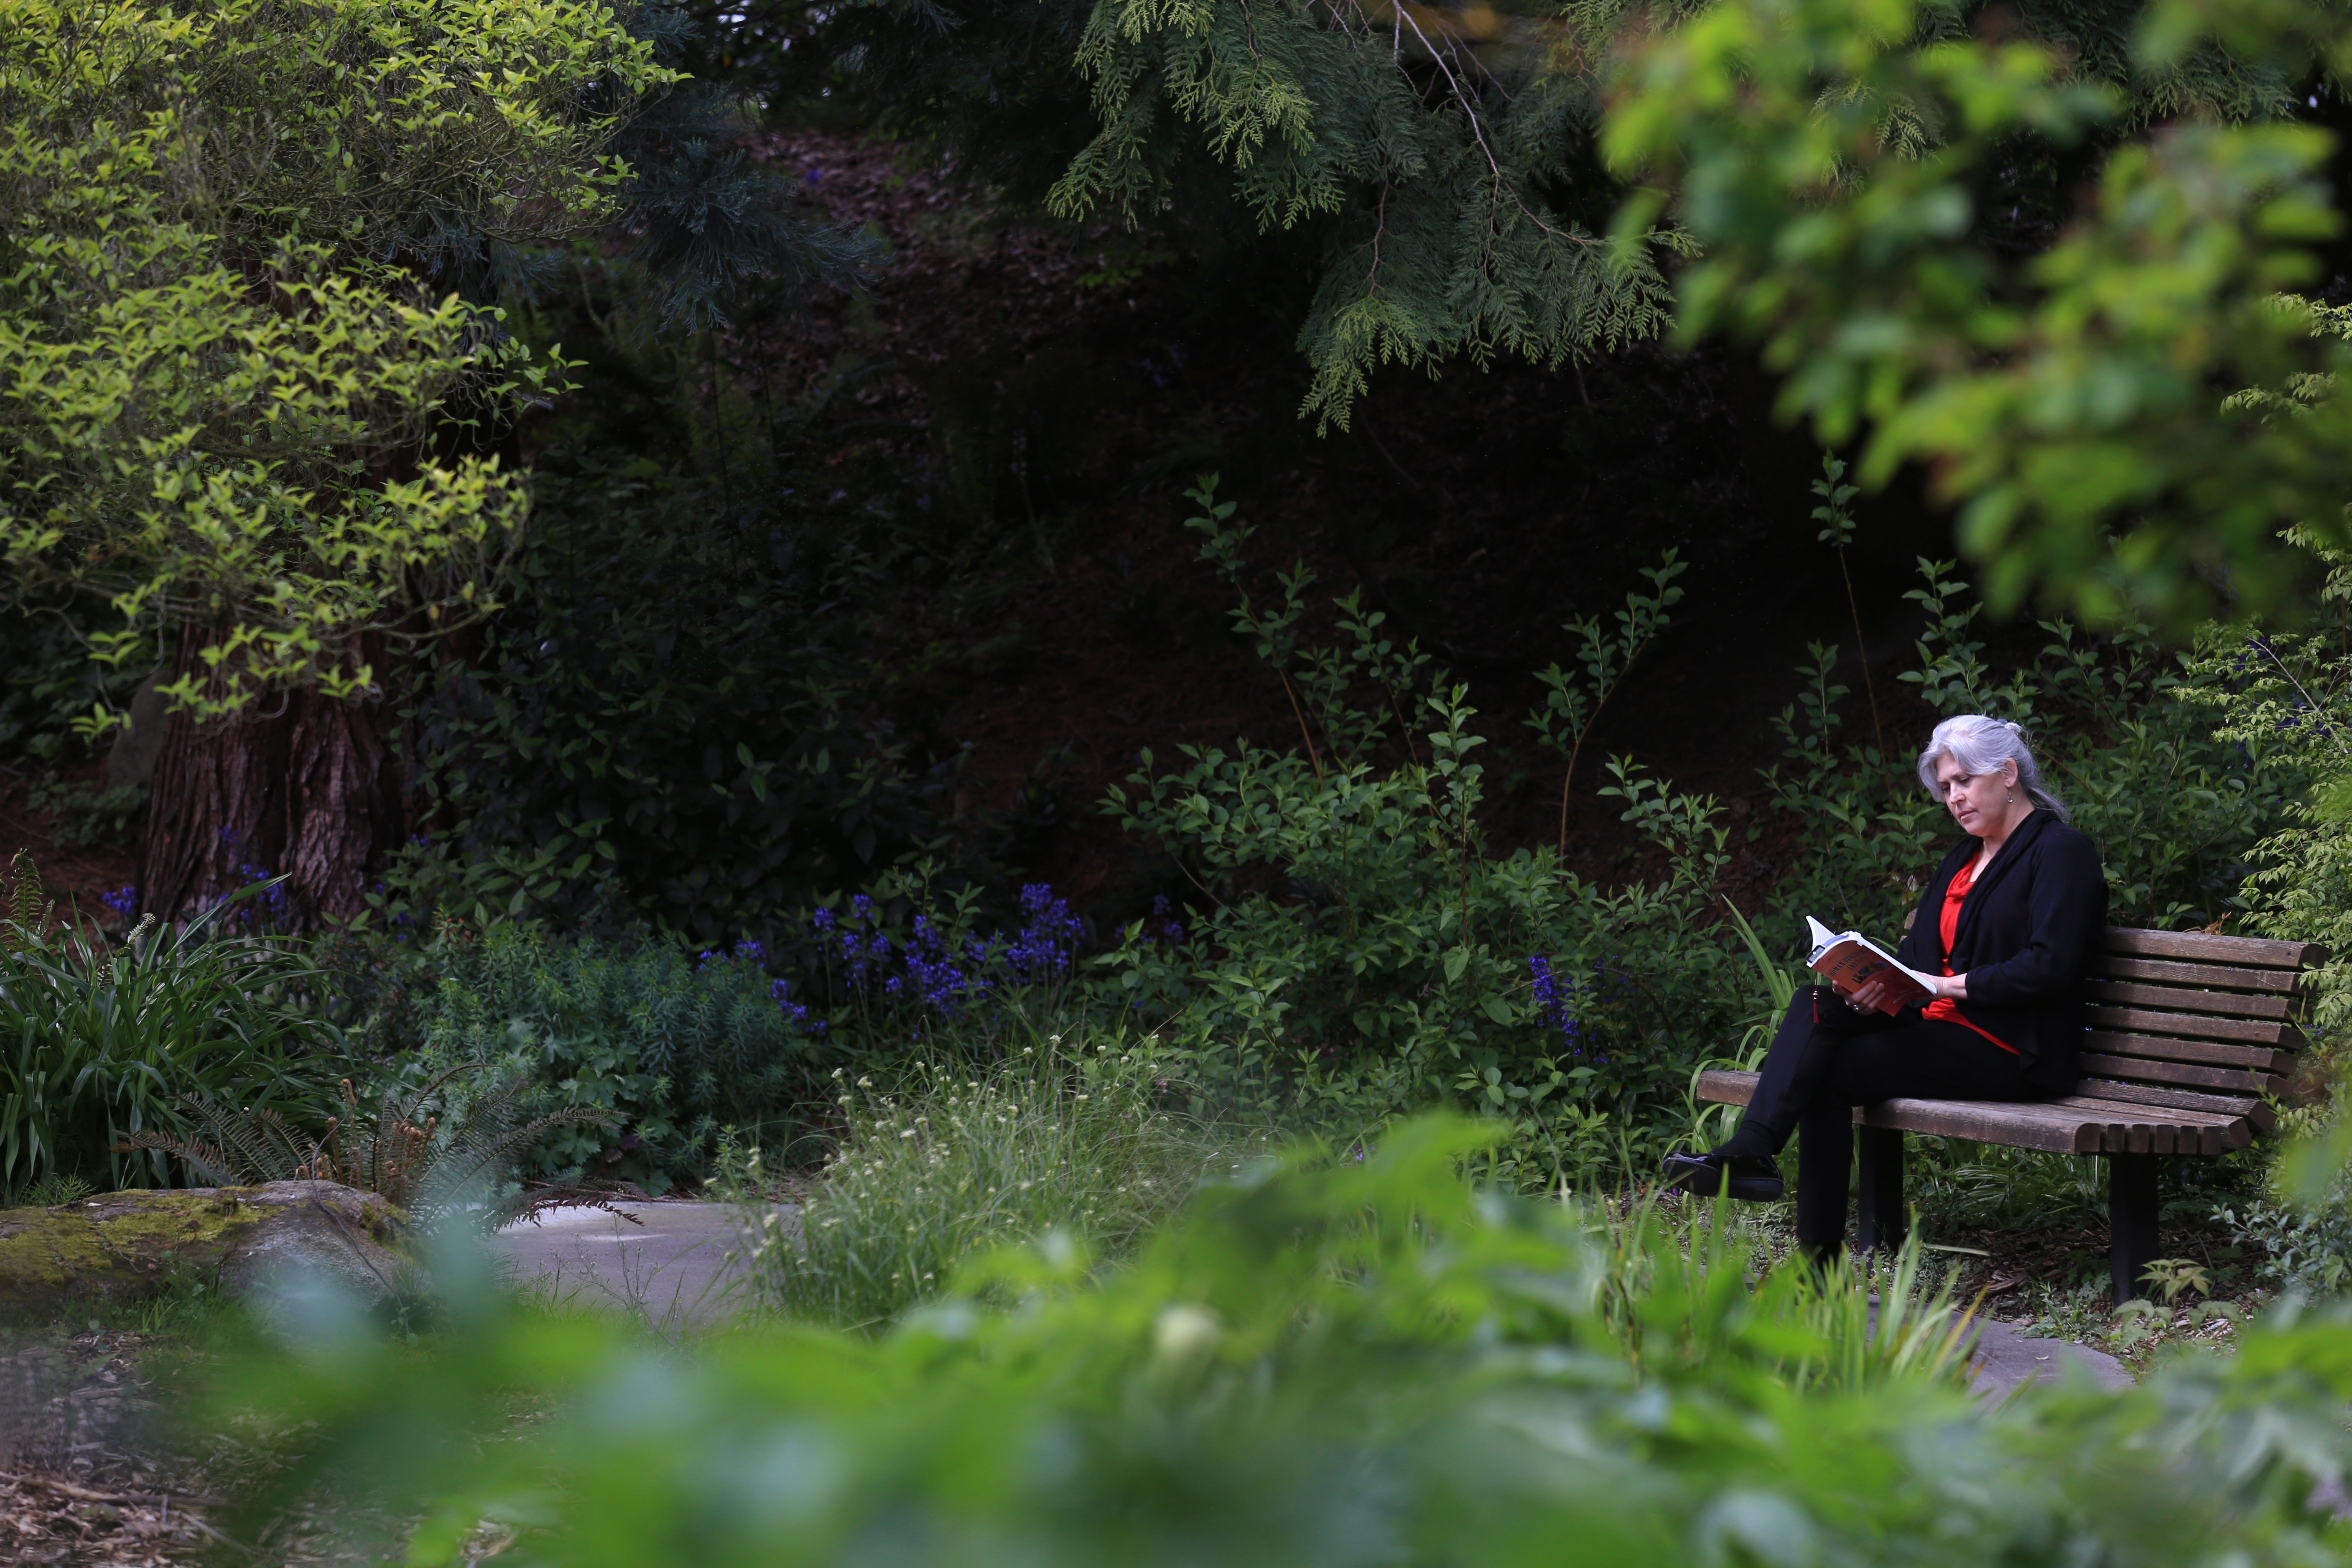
1805, 916, 1938, 1014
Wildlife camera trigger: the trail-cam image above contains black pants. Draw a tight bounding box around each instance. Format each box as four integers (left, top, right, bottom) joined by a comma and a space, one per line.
1716, 986, 2040, 1244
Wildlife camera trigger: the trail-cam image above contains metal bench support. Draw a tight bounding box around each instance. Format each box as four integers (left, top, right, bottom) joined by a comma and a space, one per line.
1856, 1126, 1906, 1254
2108, 1152, 2160, 1305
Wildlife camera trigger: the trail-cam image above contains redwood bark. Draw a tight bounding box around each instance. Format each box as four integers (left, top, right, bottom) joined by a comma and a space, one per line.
138, 630, 408, 929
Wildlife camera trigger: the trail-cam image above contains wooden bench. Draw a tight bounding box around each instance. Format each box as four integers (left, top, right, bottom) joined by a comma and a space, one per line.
1694, 926, 2329, 1303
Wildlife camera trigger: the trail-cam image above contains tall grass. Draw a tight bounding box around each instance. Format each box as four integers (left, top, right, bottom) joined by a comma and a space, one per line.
729, 1027, 1247, 1328
0, 889, 332, 1193
1582, 1185, 1973, 1390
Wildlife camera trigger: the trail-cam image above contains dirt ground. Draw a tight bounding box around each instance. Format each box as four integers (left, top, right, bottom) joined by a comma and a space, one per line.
0, 1330, 217, 1565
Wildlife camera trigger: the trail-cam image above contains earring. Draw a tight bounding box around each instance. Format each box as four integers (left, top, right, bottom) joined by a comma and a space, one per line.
2006, 790, 2014, 802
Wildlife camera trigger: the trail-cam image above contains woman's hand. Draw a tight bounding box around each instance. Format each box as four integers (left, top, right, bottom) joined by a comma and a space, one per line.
1845, 971, 1965, 1011
1846, 974, 1901, 1012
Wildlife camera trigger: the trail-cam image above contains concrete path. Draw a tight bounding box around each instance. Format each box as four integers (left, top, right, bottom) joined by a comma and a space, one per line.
492, 1201, 788, 1328
1964, 1316, 2133, 1405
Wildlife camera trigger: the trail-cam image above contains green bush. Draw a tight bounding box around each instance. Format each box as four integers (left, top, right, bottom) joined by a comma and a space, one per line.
0, 884, 333, 1193
209, 1118, 2352, 1567
363, 918, 827, 1194
726, 1028, 1241, 1328
1093, 482, 1749, 1178
384, 460, 941, 951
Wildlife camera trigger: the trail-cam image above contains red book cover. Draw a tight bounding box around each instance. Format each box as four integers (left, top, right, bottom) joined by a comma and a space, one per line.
1804, 916, 1934, 1014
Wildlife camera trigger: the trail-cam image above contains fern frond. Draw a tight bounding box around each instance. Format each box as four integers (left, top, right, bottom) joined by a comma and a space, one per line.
117, 1127, 245, 1187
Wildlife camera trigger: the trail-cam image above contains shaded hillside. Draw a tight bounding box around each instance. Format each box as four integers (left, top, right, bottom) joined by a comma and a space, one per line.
665, 131, 1969, 918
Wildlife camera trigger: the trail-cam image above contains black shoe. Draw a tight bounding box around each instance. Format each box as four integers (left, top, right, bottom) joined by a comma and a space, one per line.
1660, 1152, 1785, 1202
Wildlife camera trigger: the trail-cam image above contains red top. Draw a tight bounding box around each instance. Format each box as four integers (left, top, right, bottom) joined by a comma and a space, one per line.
1925, 856, 2018, 1053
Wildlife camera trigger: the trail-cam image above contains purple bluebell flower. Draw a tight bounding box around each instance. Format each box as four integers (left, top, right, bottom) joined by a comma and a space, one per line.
770, 977, 815, 1032
812, 906, 836, 932
214, 826, 286, 925
1528, 955, 1582, 1057
101, 885, 138, 918
1004, 883, 1083, 982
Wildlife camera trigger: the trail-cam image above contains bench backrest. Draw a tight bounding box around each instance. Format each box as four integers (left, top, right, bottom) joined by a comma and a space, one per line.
2079, 926, 2331, 1135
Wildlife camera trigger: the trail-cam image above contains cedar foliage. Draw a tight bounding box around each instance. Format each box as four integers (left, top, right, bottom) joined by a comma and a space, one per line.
720, 0, 2302, 433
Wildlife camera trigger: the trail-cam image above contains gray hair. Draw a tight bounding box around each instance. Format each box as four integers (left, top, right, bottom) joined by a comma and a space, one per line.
1915, 714, 2069, 823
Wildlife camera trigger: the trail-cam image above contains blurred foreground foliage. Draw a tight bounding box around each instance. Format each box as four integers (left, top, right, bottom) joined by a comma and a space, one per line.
212, 1119, 2352, 1565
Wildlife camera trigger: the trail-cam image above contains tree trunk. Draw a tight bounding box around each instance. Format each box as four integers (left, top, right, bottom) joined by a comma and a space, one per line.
138, 629, 408, 930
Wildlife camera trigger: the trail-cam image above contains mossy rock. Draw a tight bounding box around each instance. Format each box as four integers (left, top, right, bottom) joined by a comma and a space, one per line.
0, 1181, 413, 1310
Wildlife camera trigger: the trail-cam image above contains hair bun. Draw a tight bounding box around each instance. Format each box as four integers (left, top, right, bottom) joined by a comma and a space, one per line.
2003, 720, 2023, 734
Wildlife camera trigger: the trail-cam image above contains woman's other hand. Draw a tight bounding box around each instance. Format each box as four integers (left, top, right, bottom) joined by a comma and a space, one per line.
1846, 971, 1965, 1011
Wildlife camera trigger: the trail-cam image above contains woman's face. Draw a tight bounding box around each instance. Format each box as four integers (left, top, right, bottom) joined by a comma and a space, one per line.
1932, 752, 2021, 839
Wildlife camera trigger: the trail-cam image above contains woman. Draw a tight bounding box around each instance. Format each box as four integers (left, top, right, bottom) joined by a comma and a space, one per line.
1661, 715, 2107, 1253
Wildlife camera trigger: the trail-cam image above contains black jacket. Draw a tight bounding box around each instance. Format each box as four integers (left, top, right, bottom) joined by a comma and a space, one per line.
1893, 808, 2108, 1092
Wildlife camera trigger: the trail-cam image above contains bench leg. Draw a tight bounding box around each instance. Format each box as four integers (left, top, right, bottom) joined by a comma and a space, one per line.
2109, 1152, 2161, 1305
1856, 1125, 1906, 1255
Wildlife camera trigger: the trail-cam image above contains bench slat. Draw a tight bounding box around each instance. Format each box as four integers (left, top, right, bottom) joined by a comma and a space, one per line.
1865, 1099, 2110, 1152
1695, 1068, 1756, 1107
2083, 1006, 2303, 1048
2092, 954, 2306, 994
2070, 1078, 2275, 1133
1692, 1070, 2227, 1155
2086, 980, 2294, 1021
2100, 926, 2329, 970
2046, 1099, 2246, 1153
2078, 1052, 2284, 1095
2082, 1031, 2296, 1073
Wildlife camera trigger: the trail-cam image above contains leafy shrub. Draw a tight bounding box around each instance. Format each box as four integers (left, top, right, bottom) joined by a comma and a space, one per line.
0, 602, 141, 763
1095, 482, 1746, 1178
209, 1118, 2352, 1568
2216, 1089, 2352, 1296
352, 871, 1126, 1192
727, 1028, 1238, 1328
24, 775, 146, 850
2204, 559, 2352, 1030
0, 866, 333, 1190
384, 461, 941, 949
359, 918, 825, 1194
7, 1172, 93, 1209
